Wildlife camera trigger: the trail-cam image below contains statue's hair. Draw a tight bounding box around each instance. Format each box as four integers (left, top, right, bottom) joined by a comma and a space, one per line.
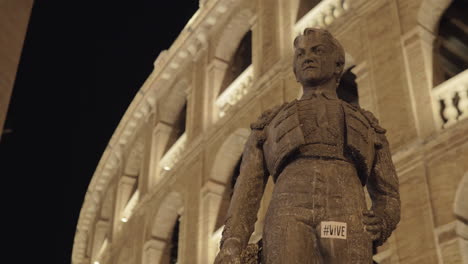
293, 28, 345, 83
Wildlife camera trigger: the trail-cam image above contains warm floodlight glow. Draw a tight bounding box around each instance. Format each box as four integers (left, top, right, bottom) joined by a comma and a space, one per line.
94, 261, 100, 264
163, 166, 171, 171
121, 217, 128, 222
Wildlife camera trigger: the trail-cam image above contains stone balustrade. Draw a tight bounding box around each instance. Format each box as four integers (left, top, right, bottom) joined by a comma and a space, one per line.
216, 65, 254, 118
432, 69, 468, 129
294, 0, 349, 35
159, 133, 188, 177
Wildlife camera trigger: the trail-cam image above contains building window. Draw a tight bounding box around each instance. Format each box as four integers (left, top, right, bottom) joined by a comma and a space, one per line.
433, 0, 468, 86
169, 216, 180, 264
219, 31, 252, 95
165, 101, 187, 154
296, 0, 322, 22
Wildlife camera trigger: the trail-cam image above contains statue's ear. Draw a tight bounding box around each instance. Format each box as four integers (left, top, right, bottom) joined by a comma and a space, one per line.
293, 65, 300, 82
335, 61, 344, 75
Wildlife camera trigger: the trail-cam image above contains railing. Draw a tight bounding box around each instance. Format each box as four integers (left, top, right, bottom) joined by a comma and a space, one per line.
159, 133, 188, 177
294, 0, 350, 35
432, 69, 468, 129
215, 65, 254, 118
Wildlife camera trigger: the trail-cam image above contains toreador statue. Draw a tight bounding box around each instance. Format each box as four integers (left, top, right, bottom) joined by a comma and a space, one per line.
214, 28, 400, 264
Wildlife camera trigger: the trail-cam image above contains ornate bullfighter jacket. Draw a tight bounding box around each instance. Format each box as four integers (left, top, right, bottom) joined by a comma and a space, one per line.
220, 90, 400, 251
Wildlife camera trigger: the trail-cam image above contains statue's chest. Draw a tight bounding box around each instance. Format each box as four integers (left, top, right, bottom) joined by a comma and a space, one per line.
296, 98, 344, 143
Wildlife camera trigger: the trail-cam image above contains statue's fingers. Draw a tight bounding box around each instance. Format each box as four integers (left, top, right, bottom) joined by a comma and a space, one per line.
365, 225, 381, 232
370, 232, 381, 241
363, 216, 380, 225
363, 210, 375, 216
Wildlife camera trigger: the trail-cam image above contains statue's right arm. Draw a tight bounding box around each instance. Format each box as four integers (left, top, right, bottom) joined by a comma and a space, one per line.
215, 128, 268, 263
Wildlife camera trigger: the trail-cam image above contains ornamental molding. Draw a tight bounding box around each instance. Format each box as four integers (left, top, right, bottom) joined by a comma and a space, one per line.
294, 0, 350, 35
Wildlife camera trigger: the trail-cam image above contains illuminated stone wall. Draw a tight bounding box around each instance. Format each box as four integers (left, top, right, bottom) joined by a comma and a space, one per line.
73, 0, 468, 263
0, 0, 33, 140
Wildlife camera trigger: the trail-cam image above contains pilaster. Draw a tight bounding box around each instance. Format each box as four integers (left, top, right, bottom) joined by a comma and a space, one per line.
401, 25, 438, 140
199, 179, 226, 264
147, 122, 173, 189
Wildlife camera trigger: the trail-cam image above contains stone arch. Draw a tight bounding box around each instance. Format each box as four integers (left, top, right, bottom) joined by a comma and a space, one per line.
150, 192, 184, 239
123, 136, 145, 176
210, 128, 250, 184
200, 128, 250, 263
157, 79, 189, 154
210, 9, 255, 103
211, 128, 250, 230
158, 79, 189, 126
214, 9, 255, 63
418, 0, 453, 35
142, 191, 184, 264
454, 172, 468, 261
430, 0, 468, 86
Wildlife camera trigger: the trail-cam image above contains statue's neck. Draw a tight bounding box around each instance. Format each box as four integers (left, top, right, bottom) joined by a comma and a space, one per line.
300, 78, 338, 100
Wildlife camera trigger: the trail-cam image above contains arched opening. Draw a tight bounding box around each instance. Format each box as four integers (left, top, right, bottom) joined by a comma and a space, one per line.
169, 216, 181, 264
433, 0, 468, 86
144, 192, 184, 264
219, 31, 252, 95
454, 173, 468, 261
337, 66, 359, 106
165, 101, 187, 154
296, 0, 322, 22
214, 156, 242, 230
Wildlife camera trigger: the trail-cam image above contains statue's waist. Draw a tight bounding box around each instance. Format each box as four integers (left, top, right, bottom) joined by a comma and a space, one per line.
295, 144, 352, 162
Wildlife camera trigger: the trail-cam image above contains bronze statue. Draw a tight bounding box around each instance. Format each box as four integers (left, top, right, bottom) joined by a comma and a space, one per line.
215, 28, 400, 264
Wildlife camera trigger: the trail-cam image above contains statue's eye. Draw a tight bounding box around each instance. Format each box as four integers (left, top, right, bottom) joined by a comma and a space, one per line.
313, 46, 326, 55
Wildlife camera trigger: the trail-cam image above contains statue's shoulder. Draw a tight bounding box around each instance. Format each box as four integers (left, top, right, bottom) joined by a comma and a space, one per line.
359, 107, 386, 134
250, 102, 288, 130
342, 102, 386, 134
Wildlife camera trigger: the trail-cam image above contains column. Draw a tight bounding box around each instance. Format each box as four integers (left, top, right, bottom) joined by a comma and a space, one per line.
142, 238, 170, 264
147, 121, 172, 189
206, 57, 229, 124
199, 180, 226, 264
112, 175, 137, 235
91, 220, 109, 262
401, 25, 438, 139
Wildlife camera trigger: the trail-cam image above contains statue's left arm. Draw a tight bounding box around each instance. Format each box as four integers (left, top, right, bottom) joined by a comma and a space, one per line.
366, 132, 401, 246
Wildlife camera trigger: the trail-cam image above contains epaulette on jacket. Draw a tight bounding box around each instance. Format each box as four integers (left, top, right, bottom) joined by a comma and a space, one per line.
250, 103, 287, 130
359, 108, 386, 134
343, 102, 387, 134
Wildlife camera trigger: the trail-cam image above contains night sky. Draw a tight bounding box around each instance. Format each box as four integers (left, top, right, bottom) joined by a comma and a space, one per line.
0, 1, 199, 263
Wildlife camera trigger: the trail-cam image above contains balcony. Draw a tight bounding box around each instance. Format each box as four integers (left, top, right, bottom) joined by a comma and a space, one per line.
432, 69, 468, 129
293, 0, 349, 35
215, 65, 254, 118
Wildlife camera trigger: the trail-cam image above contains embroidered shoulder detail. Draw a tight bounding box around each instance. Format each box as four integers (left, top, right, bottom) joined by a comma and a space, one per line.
359, 108, 386, 134
250, 103, 287, 130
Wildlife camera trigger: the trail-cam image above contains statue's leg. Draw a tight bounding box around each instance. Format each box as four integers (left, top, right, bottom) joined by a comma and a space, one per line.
315, 160, 373, 264
315, 214, 373, 264
263, 214, 323, 264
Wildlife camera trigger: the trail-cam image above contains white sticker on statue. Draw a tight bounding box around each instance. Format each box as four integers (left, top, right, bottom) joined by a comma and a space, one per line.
320, 221, 347, 239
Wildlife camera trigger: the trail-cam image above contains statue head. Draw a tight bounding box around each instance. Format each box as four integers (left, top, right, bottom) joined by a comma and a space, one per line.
293, 28, 345, 87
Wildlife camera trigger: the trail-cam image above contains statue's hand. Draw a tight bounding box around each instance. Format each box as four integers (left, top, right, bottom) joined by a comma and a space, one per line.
362, 210, 382, 241
214, 238, 242, 264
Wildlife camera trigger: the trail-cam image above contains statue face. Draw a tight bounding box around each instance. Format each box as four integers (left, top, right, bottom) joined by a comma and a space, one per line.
294, 33, 339, 86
